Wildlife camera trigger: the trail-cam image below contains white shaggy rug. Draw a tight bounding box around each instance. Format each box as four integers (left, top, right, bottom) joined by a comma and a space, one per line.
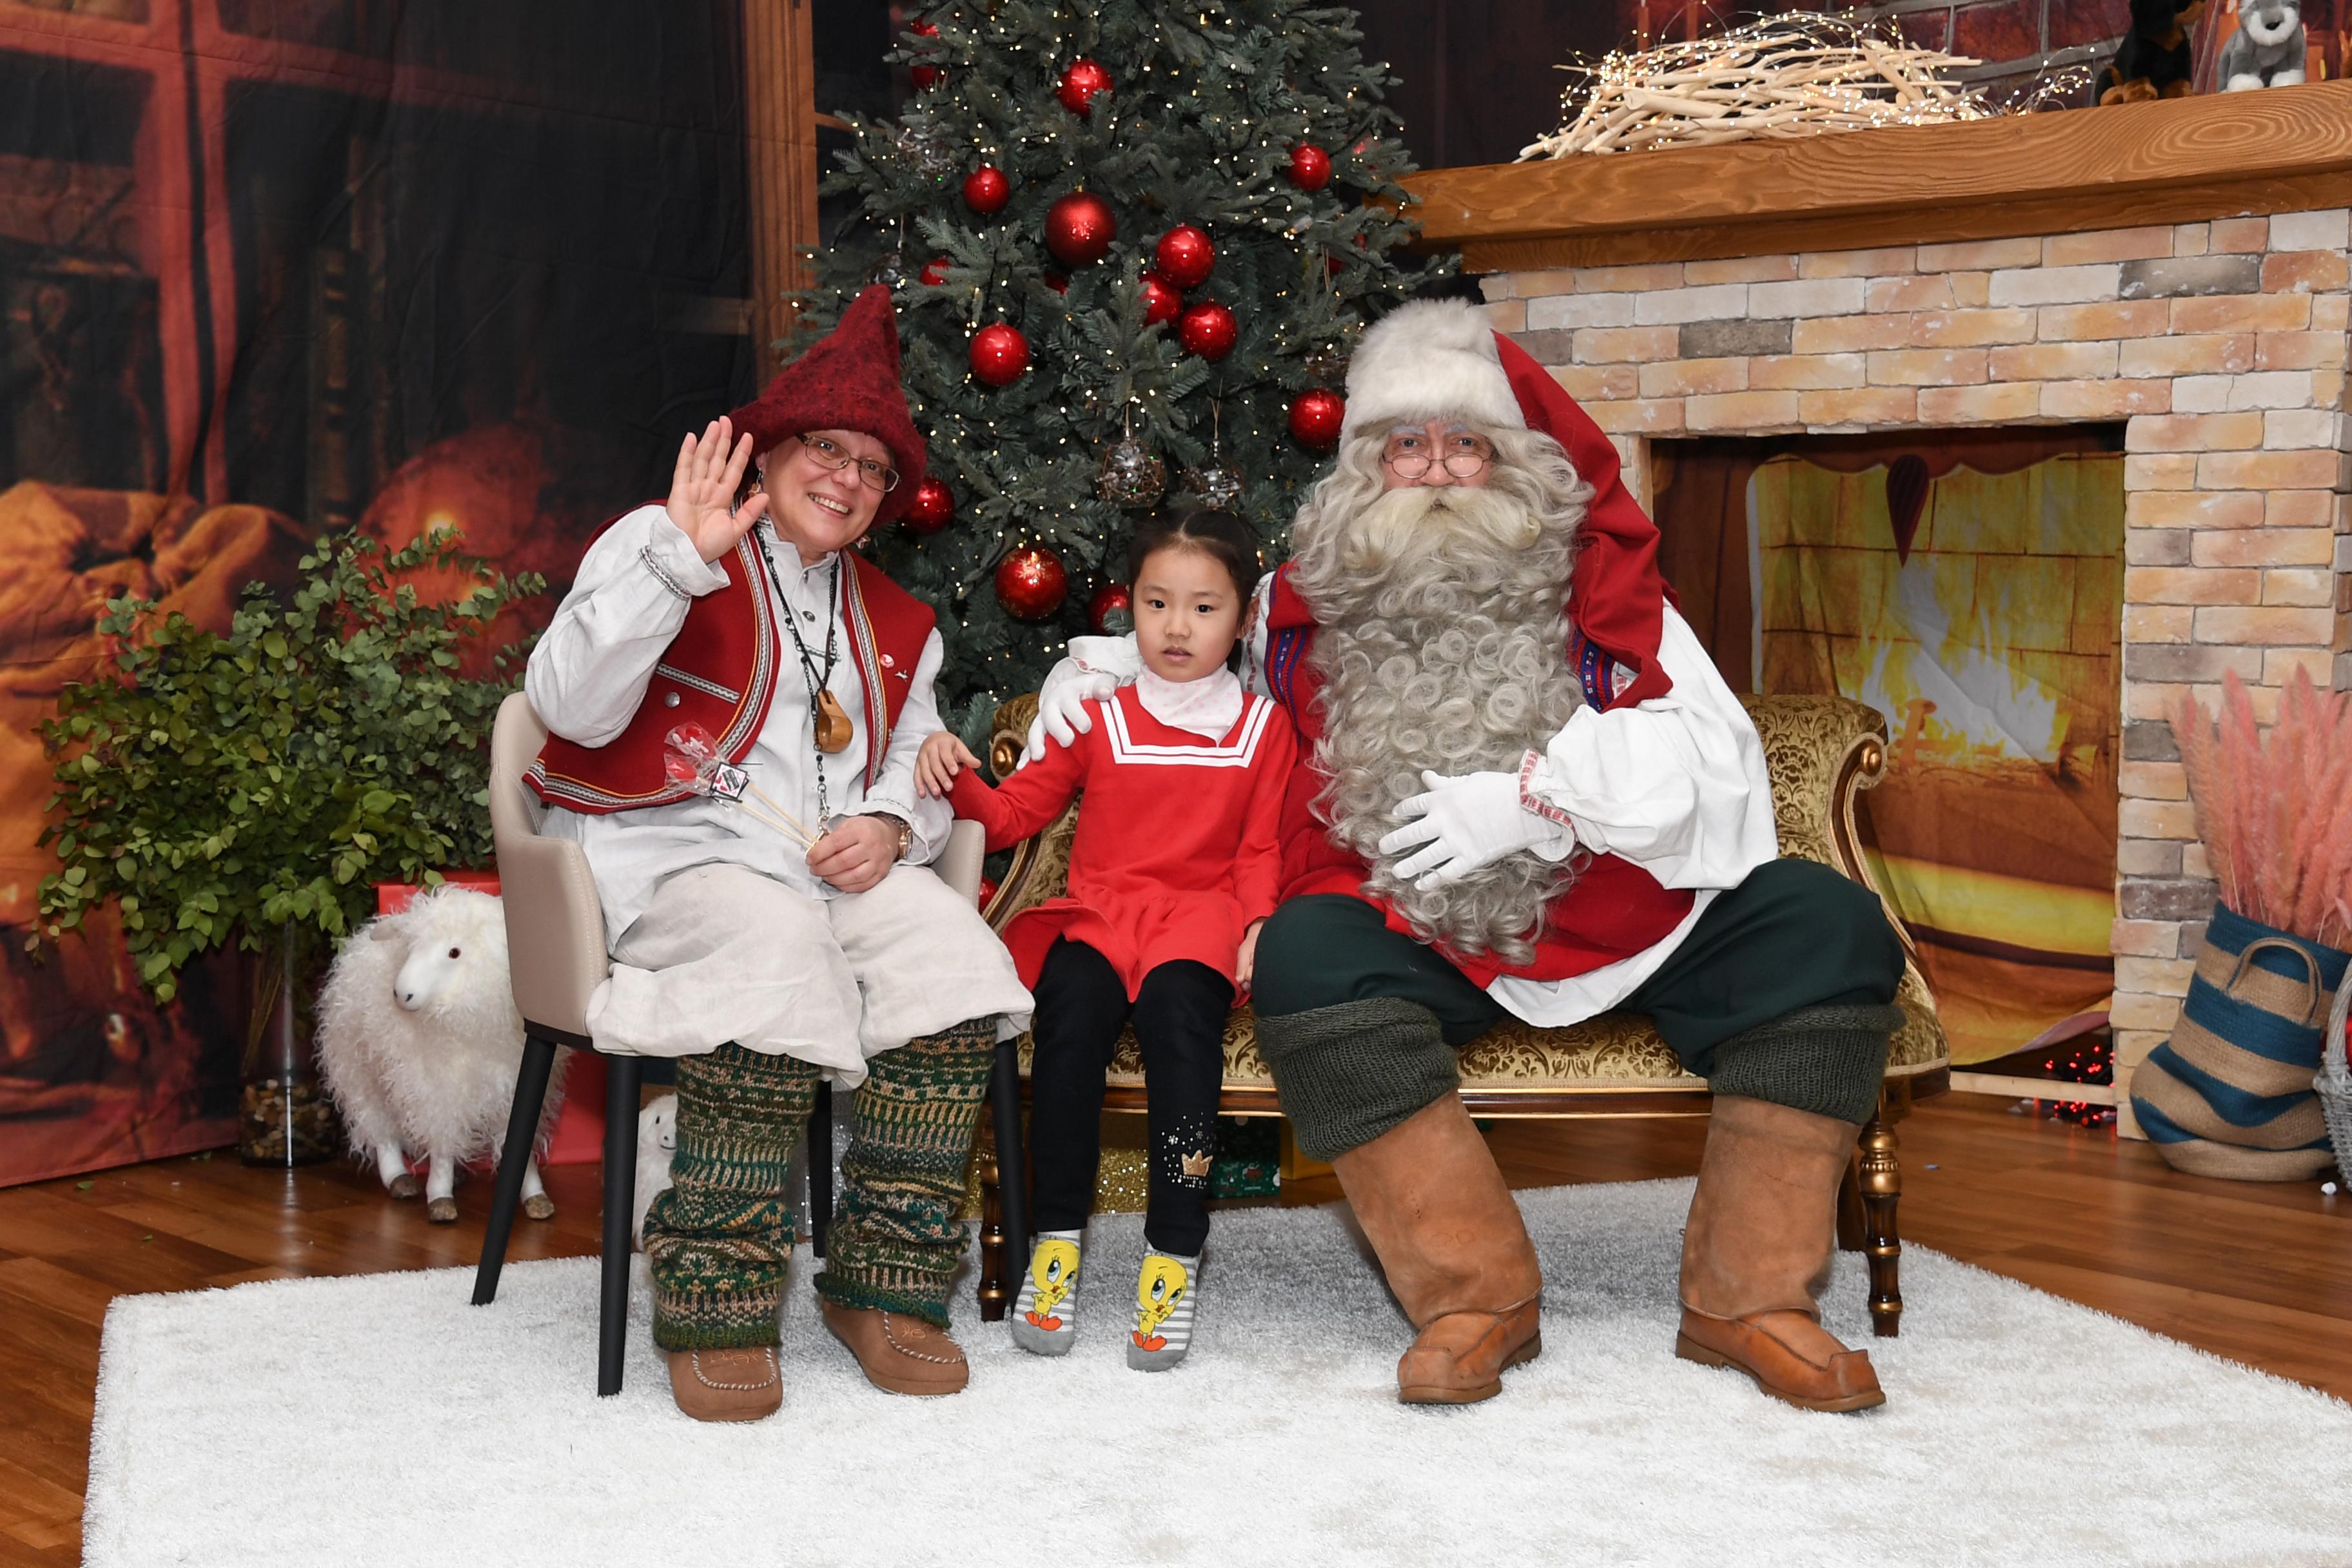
86, 1179, 2352, 1568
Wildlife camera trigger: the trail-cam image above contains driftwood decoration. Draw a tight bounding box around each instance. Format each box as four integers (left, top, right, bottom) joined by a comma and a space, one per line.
1520, 16, 2086, 159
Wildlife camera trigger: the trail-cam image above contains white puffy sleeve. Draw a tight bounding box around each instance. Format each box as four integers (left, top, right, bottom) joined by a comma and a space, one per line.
1518, 605, 1777, 892
524, 505, 729, 747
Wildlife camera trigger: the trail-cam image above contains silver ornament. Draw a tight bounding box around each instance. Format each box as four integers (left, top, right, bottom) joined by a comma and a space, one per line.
894, 122, 957, 181
1095, 437, 1168, 507
1302, 342, 1349, 384
867, 250, 908, 291
1179, 460, 1244, 510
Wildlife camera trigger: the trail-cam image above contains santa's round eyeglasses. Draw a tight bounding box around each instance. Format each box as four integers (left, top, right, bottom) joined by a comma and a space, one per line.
1381, 432, 1494, 480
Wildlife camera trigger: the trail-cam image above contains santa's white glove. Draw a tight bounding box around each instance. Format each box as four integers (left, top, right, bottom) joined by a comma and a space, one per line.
1378, 763, 1576, 890
1021, 635, 1145, 763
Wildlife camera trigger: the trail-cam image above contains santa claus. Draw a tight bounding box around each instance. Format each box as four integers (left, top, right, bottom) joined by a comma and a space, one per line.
1032, 299, 1908, 1413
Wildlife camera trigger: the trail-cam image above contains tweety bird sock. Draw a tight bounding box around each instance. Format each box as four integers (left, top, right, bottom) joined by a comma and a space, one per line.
1126, 1251, 1200, 1372
1010, 1231, 1083, 1357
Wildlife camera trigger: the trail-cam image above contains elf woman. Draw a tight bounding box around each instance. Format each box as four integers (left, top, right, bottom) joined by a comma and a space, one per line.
917, 509, 1295, 1371
525, 287, 1032, 1422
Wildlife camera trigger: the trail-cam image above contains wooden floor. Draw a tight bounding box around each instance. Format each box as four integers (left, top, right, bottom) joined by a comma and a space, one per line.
2, 1092, 2346, 1563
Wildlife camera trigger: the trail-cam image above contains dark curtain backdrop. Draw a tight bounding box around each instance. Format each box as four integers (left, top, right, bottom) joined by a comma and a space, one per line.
0, 0, 756, 1186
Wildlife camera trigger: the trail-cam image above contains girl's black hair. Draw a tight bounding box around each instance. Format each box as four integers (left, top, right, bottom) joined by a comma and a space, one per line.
1125, 507, 1262, 606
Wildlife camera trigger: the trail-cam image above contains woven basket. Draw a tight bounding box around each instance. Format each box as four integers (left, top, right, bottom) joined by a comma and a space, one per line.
2320, 967, 2352, 1188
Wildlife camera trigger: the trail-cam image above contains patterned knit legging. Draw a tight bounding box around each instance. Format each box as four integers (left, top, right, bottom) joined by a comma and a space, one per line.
643, 1021, 996, 1350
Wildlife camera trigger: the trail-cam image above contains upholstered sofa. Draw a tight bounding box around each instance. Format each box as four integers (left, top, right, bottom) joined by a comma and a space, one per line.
968, 691, 1951, 1332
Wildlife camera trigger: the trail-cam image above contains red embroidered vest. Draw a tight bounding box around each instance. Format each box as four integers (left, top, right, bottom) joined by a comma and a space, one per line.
1260, 564, 1694, 990
529, 524, 936, 814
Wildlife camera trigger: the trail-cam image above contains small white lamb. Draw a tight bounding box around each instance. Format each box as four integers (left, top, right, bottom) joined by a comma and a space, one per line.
632, 1093, 677, 1249
317, 885, 565, 1223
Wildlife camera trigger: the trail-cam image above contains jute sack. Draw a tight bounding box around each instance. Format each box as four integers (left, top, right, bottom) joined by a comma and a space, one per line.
2130, 903, 2347, 1181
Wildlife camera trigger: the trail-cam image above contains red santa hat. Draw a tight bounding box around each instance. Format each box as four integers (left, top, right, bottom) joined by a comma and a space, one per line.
724, 285, 928, 525
1339, 297, 1676, 709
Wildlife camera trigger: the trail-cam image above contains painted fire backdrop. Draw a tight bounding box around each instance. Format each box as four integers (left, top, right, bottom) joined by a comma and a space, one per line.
1654, 429, 2126, 1065
0, 0, 757, 1185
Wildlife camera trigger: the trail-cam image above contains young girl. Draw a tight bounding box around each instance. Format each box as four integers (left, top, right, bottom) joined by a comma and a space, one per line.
916, 509, 1294, 1371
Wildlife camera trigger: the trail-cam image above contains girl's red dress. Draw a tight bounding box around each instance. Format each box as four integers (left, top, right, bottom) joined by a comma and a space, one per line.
946, 687, 1296, 998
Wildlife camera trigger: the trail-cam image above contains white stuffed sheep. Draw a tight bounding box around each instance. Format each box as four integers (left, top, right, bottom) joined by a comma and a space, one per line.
632, 1093, 677, 1249
317, 885, 565, 1223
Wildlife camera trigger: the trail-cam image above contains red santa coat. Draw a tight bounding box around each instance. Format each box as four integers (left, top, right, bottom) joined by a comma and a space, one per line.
948, 687, 1296, 999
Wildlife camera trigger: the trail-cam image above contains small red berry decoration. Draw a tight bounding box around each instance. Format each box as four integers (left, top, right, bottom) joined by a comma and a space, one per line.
1177, 300, 1237, 360
1057, 57, 1113, 117
1154, 224, 1215, 289
1286, 144, 1332, 191
1288, 388, 1344, 447
995, 544, 1069, 620
1139, 272, 1181, 326
963, 166, 1010, 215
1045, 191, 1117, 267
968, 322, 1030, 386
903, 476, 955, 533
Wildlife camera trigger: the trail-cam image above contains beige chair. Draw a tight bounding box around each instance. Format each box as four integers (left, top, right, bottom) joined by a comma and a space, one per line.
469, 691, 986, 1395
971, 691, 1952, 1333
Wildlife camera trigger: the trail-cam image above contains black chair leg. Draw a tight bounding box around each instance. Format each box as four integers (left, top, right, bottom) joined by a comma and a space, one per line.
598, 1054, 643, 1397
471, 1032, 558, 1308
808, 1084, 834, 1258
990, 1039, 1028, 1269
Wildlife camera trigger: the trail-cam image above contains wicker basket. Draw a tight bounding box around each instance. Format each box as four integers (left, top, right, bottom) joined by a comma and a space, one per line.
2320, 970, 2352, 1188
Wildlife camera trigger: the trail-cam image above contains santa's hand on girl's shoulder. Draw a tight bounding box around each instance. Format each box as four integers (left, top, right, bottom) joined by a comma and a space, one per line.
916, 732, 982, 798
1024, 635, 1144, 763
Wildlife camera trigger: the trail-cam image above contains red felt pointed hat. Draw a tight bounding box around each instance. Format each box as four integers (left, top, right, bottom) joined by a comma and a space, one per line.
725, 285, 928, 524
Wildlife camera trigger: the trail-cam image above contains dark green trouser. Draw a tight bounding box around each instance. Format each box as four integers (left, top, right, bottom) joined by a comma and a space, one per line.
1251, 858, 1907, 1159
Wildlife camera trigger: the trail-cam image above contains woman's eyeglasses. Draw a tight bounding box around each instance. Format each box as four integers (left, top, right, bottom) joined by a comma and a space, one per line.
1381, 433, 1494, 480
796, 433, 901, 492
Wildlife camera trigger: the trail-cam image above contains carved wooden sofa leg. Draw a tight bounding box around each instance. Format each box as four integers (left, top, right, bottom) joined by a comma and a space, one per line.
1856, 1098, 1904, 1338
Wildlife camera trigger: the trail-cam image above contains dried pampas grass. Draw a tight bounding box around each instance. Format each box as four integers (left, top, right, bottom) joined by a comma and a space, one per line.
2174, 671, 2352, 949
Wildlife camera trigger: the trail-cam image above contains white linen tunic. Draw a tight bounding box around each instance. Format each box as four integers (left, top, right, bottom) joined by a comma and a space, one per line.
524, 505, 1032, 1080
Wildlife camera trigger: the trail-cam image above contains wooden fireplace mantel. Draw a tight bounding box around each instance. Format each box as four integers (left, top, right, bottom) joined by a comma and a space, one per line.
1400, 79, 2352, 271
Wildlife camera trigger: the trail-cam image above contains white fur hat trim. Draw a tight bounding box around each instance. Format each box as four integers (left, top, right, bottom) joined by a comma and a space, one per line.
1340, 297, 1525, 441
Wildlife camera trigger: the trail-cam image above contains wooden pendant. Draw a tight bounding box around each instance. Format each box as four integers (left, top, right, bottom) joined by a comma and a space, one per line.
814, 689, 856, 754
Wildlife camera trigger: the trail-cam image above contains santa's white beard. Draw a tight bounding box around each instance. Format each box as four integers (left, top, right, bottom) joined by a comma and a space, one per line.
1294, 483, 1585, 966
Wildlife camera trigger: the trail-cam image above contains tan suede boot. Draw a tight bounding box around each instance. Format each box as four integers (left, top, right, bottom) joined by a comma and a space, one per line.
1331, 1094, 1544, 1404
1675, 1093, 1883, 1413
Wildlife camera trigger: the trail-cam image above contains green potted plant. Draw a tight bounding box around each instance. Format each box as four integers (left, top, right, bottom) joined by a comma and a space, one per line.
34, 529, 543, 1165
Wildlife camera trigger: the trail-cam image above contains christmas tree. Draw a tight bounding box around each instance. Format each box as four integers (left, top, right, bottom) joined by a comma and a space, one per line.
808, 0, 1451, 738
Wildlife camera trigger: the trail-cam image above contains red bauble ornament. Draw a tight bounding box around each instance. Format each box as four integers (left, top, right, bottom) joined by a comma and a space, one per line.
903, 476, 955, 533
1140, 272, 1181, 326
1154, 224, 1215, 289
1088, 581, 1132, 633
1286, 144, 1332, 191
908, 17, 942, 86
963, 166, 1010, 215
1057, 57, 1113, 116
1046, 191, 1117, 267
977, 874, 999, 910
919, 257, 952, 286
995, 545, 1068, 620
1177, 300, 1237, 360
1288, 388, 1344, 447
969, 322, 1030, 386
1044, 271, 1069, 295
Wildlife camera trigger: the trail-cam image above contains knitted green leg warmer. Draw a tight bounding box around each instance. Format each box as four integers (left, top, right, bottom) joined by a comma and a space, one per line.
1705, 1003, 1908, 1126
1255, 998, 1458, 1162
815, 1019, 997, 1329
645, 1041, 821, 1351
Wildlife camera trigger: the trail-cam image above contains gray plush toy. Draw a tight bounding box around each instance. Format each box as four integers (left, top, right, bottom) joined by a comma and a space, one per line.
2219, 0, 2308, 90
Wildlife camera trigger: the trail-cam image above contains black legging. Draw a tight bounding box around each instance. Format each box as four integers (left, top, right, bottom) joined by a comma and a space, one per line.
1028, 937, 1230, 1256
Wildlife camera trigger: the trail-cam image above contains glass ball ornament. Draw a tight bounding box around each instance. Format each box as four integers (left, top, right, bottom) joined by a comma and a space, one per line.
1154, 224, 1215, 289
962, 165, 1010, 215
1057, 57, 1113, 117
1287, 144, 1333, 191
994, 544, 1068, 620
1046, 191, 1117, 268
1178, 460, 1244, 510
895, 122, 957, 182
903, 476, 954, 534
908, 19, 943, 89
1089, 582, 1133, 635
968, 322, 1030, 386
1288, 387, 1345, 448
1094, 436, 1167, 507
919, 257, 952, 286
866, 250, 908, 291
1177, 300, 1237, 360
1140, 273, 1181, 326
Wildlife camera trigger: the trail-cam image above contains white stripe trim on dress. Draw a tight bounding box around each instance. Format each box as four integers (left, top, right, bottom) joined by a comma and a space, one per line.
1102, 694, 1273, 767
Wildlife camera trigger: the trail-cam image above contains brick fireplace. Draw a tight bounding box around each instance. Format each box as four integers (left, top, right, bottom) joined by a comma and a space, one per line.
1406, 86, 2352, 1132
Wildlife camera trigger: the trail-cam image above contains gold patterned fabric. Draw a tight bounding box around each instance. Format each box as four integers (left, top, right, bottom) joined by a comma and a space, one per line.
983, 692, 1949, 1097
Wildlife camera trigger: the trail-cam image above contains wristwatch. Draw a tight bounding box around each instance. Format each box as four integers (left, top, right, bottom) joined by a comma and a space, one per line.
870, 812, 914, 862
